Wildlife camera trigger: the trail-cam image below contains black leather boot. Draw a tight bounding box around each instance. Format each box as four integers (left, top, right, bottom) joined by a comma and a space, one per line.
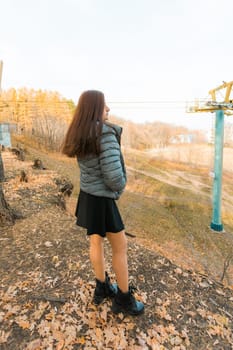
112, 286, 144, 316
93, 272, 117, 305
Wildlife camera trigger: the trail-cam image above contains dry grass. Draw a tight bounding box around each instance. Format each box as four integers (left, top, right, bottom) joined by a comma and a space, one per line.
146, 143, 233, 173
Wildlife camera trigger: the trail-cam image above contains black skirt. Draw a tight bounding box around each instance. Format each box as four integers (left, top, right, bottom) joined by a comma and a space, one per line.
75, 190, 124, 237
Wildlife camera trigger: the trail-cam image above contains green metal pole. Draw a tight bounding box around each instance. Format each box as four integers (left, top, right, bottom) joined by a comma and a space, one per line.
210, 109, 224, 232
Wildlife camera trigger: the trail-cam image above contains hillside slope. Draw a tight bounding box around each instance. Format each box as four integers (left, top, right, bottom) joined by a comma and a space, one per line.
1, 151, 233, 349
9, 137, 233, 284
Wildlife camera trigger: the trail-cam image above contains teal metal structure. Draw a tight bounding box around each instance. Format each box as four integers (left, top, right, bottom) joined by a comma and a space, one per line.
210, 110, 224, 232
187, 81, 233, 232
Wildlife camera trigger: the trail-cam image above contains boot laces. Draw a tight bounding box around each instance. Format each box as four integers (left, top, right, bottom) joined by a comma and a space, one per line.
128, 285, 137, 295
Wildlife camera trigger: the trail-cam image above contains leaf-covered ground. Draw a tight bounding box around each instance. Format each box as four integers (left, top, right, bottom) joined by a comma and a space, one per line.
1, 151, 233, 350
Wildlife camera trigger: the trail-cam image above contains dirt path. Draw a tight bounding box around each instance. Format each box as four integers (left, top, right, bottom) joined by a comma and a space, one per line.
127, 165, 233, 215
127, 166, 210, 195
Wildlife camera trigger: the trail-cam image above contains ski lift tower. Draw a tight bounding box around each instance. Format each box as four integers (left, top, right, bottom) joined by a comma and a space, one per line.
187, 81, 233, 232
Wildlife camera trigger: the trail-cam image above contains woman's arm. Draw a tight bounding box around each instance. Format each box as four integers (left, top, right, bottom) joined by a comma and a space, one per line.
99, 131, 126, 193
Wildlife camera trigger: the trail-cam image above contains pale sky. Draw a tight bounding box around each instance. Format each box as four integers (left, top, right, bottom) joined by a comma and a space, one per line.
1, 0, 233, 131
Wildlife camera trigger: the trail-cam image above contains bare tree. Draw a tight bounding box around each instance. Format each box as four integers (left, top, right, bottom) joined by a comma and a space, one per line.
0, 152, 14, 226
220, 252, 233, 283
0, 151, 4, 181
0, 185, 15, 226
225, 121, 233, 147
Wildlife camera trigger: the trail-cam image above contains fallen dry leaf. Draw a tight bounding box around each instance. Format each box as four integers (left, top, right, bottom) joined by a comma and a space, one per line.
26, 338, 41, 350
0, 330, 11, 344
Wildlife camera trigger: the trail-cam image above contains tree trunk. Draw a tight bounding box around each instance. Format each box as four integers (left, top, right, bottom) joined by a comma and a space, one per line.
0, 152, 14, 226
0, 184, 15, 226
0, 151, 4, 182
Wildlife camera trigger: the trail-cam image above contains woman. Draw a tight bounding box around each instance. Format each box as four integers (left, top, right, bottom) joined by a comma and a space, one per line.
62, 90, 144, 316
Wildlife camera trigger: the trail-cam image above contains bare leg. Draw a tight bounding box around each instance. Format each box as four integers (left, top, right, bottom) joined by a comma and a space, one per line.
106, 230, 128, 293
89, 234, 105, 282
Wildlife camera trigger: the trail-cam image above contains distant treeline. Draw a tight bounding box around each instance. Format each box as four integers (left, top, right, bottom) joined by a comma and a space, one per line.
110, 116, 206, 149
0, 88, 207, 151
0, 88, 74, 150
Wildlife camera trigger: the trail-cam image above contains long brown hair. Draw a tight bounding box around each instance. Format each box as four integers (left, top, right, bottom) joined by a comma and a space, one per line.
62, 90, 105, 158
